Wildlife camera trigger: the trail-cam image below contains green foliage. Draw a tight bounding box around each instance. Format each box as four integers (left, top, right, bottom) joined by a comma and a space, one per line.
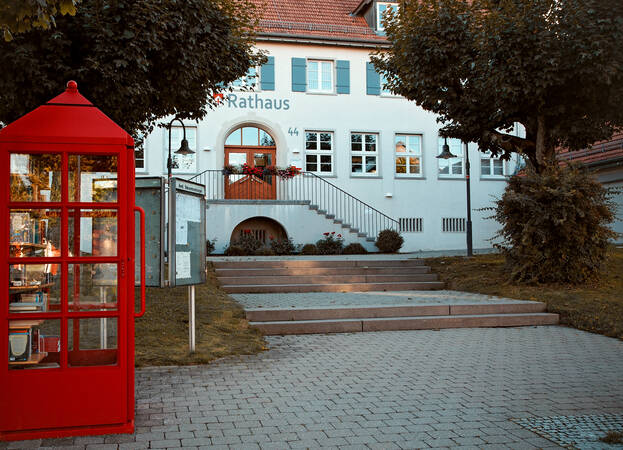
255, 248, 275, 256
223, 245, 245, 256
316, 233, 344, 255
491, 166, 617, 283
0, 0, 264, 137
0, 0, 79, 40
300, 244, 318, 255
342, 243, 368, 255
269, 237, 295, 255
206, 239, 216, 255
373, 0, 623, 172
230, 232, 263, 255
375, 229, 404, 253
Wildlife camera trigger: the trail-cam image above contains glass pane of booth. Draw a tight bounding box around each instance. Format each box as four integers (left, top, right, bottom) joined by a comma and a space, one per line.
9, 319, 61, 369
68, 209, 118, 257
69, 154, 118, 202
10, 153, 62, 202
68, 264, 118, 312
9, 264, 61, 313
9, 209, 61, 258
68, 318, 117, 367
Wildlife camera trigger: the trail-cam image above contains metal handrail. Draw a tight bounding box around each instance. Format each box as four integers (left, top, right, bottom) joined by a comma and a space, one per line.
187, 169, 399, 238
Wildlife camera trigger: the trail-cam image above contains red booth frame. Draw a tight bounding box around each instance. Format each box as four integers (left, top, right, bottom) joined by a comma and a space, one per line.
0, 82, 145, 441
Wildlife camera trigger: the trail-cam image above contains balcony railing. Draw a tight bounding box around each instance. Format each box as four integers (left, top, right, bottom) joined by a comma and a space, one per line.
188, 170, 399, 239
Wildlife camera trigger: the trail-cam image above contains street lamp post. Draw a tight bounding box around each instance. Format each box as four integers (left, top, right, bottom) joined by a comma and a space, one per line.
166, 116, 194, 179
436, 137, 473, 257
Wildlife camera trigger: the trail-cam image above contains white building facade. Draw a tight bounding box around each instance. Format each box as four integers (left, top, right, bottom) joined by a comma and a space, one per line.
137, 0, 520, 254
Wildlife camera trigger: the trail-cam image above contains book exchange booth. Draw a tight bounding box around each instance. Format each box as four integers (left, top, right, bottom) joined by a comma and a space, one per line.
0, 81, 146, 440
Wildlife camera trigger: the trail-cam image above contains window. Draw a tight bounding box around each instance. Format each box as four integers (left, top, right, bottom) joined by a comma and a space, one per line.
231, 67, 258, 90
307, 60, 333, 93
169, 126, 197, 174
380, 73, 393, 96
395, 134, 422, 176
377, 2, 398, 31
305, 131, 334, 175
134, 145, 145, 170
480, 152, 506, 178
225, 127, 275, 146
438, 137, 463, 177
351, 133, 378, 176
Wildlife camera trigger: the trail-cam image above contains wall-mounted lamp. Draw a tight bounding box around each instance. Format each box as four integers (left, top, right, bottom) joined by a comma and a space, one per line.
385, 192, 393, 198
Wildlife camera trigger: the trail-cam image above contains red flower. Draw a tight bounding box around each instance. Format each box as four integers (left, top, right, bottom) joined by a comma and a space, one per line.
337, 234, 342, 238
323, 232, 330, 236
269, 235, 274, 240
331, 232, 335, 235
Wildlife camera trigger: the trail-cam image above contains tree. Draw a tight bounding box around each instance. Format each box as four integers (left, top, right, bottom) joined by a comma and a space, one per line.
0, 0, 80, 41
0, 0, 264, 137
372, 0, 623, 173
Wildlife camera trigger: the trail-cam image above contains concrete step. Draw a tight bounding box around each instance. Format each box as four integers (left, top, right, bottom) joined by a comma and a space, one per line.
250, 313, 560, 335
215, 266, 432, 276
222, 281, 445, 293
246, 302, 547, 322
212, 259, 426, 269
219, 274, 439, 285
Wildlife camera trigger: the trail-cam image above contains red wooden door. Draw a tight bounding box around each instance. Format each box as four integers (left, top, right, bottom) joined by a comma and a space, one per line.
225, 147, 277, 199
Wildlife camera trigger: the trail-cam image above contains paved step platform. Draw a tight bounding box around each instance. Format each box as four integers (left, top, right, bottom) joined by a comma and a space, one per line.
223, 281, 445, 293
234, 290, 560, 335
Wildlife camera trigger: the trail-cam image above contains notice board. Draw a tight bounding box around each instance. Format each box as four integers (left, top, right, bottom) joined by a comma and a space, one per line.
135, 177, 166, 287
169, 178, 206, 287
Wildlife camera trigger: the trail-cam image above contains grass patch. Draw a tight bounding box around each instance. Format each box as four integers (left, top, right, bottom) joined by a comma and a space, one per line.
600, 430, 623, 444
426, 247, 623, 339
134, 262, 267, 367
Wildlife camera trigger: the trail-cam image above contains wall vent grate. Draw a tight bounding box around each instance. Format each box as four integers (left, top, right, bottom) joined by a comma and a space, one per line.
442, 218, 466, 233
399, 218, 423, 233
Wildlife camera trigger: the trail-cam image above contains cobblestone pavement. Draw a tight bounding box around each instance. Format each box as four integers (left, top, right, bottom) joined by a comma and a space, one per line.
232, 290, 539, 310
4, 326, 623, 449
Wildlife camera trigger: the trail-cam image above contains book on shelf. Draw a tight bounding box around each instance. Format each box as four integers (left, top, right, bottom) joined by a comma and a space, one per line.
9, 328, 32, 361
9, 303, 41, 312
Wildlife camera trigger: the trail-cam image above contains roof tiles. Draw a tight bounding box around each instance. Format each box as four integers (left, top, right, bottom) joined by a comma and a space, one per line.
559, 133, 623, 166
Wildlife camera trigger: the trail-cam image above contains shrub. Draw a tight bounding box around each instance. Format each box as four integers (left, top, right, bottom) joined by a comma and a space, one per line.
270, 237, 296, 255
255, 248, 275, 256
375, 229, 404, 253
342, 242, 368, 254
231, 230, 262, 255
206, 239, 216, 255
316, 232, 344, 255
300, 244, 318, 255
224, 245, 246, 256
491, 165, 617, 284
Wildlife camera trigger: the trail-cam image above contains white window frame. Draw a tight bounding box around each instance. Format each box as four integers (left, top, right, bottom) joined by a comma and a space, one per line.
350, 132, 379, 177
134, 132, 147, 172
480, 151, 506, 178
437, 137, 464, 178
307, 60, 334, 94
231, 66, 259, 90
166, 125, 198, 174
377, 2, 399, 31
304, 131, 334, 175
394, 134, 423, 177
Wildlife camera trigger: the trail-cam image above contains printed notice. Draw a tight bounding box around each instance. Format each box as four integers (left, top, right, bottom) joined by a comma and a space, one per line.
176, 220, 187, 245
176, 251, 191, 279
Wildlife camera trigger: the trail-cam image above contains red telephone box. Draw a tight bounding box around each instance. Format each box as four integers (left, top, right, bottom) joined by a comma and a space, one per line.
0, 81, 146, 440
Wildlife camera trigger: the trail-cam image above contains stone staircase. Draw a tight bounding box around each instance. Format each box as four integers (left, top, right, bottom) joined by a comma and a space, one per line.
245, 301, 560, 335
213, 259, 445, 293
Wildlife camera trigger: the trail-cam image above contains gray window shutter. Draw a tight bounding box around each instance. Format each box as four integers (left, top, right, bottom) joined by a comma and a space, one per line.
292, 57, 307, 92
260, 56, 275, 91
366, 62, 380, 95
336, 60, 350, 94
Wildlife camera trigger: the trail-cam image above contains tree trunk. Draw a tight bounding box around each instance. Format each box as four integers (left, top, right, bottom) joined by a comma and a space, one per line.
535, 114, 555, 173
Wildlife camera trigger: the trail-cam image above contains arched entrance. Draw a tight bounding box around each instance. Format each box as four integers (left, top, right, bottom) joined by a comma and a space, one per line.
231, 217, 287, 247
224, 126, 276, 200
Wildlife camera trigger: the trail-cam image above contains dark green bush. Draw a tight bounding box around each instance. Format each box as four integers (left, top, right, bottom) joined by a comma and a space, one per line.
491, 165, 617, 284
230, 231, 262, 255
375, 229, 404, 253
270, 237, 296, 255
224, 245, 246, 256
342, 243, 368, 254
255, 248, 276, 256
206, 239, 216, 255
300, 244, 318, 255
316, 232, 344, 254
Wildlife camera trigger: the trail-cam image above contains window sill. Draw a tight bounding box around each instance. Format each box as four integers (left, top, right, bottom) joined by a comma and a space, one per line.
395, 175, 425, 179
305, 91, 337, 96
437, 175, 466, 180
479, 176, 508, 181
350, 174, 382, 179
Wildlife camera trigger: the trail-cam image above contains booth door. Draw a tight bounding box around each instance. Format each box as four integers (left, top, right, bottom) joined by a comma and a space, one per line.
3, 148, 133, 436
225, 147, 277, 199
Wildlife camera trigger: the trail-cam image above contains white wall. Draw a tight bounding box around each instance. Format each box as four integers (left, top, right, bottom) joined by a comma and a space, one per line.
140, 42, 517, 252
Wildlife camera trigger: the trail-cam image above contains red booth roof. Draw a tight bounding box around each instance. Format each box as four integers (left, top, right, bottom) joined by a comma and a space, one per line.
0, 81, 134, 146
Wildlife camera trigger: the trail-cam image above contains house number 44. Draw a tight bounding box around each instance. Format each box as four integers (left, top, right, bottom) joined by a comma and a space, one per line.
288, 127, 299, 136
